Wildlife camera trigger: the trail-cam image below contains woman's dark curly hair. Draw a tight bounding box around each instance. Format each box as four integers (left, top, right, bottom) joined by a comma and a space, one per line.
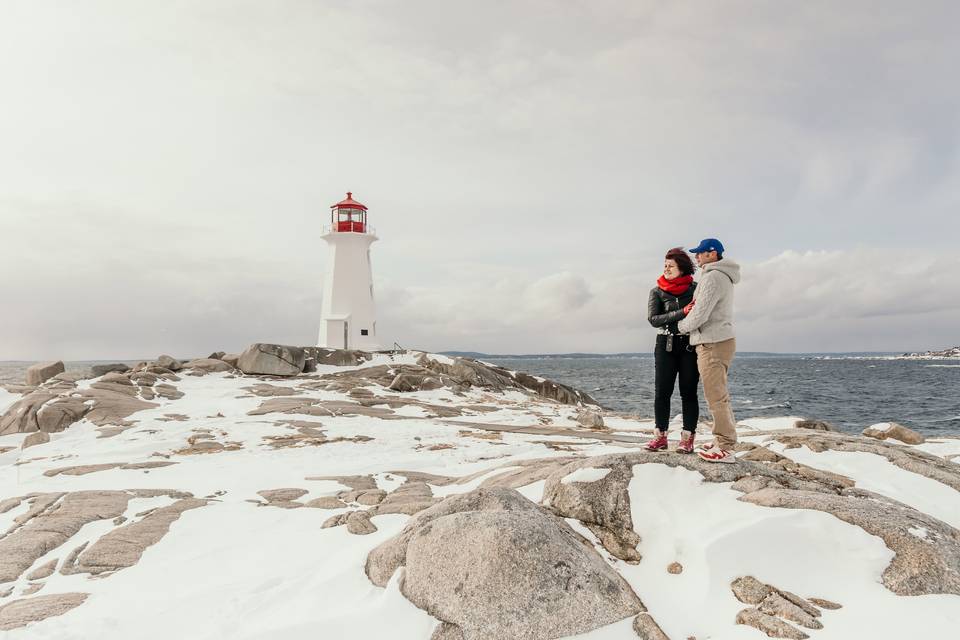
665, 247, 695, 276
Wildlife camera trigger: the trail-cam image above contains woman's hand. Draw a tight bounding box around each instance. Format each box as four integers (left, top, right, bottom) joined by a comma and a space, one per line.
682, 300, 695, 315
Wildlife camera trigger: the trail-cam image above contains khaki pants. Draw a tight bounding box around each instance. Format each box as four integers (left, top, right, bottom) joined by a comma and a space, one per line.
696, 338, 737, 449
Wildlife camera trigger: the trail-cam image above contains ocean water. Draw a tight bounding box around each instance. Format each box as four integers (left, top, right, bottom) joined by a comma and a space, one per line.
485, 354, 960, 436
2, 355, 958, 436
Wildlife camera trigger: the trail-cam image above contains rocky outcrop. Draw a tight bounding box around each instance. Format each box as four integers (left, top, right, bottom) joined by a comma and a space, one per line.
65, 498, 208, 575
0, 365, 174, 435
238, 344, 306, 376
155, 355, 182, 372
182, 358, 234, 374
21, 431, 50, 449
91, 363, 130, 376
366, 487, 643, 640
303, 347, 373, 367
0, 593, 89, 631
862, 422, 925, 445
25, 361, 65, 386
731, 576, 826, 638
575, 407, 605, 429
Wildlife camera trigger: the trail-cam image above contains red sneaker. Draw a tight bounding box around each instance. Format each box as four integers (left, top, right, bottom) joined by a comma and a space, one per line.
677, 432, 695, 454
697, 448, 736, 464
645, 432, 668, 452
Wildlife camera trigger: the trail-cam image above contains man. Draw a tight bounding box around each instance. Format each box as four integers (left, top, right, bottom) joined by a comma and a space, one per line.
677, 238, 741, 463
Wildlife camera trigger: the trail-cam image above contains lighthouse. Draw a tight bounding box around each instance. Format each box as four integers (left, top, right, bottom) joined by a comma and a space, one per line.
317, 192, 379, 351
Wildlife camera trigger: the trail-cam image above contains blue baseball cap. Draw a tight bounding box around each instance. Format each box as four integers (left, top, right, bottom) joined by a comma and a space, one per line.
690, 238, 724, 255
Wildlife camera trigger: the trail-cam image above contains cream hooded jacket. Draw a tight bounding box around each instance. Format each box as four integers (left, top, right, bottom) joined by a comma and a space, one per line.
677, 258, 741, 345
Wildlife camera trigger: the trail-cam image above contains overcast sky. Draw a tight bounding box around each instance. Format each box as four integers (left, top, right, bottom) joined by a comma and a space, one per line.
1, 1, 958, 359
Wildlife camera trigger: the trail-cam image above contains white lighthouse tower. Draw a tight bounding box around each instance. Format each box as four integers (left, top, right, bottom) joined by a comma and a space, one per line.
317, 192, 379, 351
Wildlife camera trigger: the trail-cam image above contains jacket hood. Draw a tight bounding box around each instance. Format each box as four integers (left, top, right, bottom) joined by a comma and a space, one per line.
703, 258, 741, 284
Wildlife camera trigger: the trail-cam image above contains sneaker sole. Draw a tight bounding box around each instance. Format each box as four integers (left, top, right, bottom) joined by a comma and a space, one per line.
697, 453, 736, 464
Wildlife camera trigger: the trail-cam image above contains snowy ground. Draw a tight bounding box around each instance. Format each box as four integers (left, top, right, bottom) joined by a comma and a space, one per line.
1, 353, 959, 639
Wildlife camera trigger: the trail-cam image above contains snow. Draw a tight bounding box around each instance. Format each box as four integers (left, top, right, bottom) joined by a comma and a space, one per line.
737, 416, 803, 431
908, 526, 929, 540
0, 388, 20, 414
605, 463, 960, 640
916, 438, 960, 461
3, 359, 960, 638
867, 422, 895, 433
560, 467, 612, 484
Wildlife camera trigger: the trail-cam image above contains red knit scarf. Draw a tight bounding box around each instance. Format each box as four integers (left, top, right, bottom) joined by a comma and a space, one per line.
657, 274, 693, 295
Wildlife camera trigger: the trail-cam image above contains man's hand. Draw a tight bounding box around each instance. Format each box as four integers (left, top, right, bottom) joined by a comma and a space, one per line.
683, 301, 695, 316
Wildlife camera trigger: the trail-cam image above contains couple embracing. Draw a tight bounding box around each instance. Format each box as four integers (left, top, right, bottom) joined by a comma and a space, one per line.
645, 239, 741, 463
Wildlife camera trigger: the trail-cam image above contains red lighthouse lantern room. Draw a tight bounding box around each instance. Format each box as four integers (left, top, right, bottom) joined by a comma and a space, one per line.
330, 192, 368, 233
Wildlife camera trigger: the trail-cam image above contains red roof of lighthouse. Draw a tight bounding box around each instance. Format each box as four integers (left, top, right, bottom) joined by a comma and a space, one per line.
330, 191, 368, 211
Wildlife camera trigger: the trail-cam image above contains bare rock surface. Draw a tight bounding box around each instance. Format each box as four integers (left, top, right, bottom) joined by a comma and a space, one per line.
366, 487, 642, 640
575, 408, 606, 429
25, 361, 65, 386
632, 612, 670, 640
68, 498, 208, 575
735, 607, 809, 640
25, 559, 58, 581
182, 358, 234, 374
21, 431, 50, 449
257, 488, 308, 502
0, 491, 131, 583
91, 363, 131, 376
0, 593, 89, 631
155, 355, 183, 371
238, 343, 306, 376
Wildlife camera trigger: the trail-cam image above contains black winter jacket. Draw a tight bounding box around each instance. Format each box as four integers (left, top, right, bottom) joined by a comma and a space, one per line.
647, 282, 697, 335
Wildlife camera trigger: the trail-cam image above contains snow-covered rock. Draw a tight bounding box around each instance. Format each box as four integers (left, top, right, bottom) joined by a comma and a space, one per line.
0, 349, 958, 638
863, 421, 926, 445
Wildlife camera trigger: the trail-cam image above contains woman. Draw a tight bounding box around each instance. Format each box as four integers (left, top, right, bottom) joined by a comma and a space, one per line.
645, 247, 699, 453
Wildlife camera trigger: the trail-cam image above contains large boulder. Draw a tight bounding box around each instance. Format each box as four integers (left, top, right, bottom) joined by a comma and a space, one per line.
155, 355, 183, 372
25, 361, 64, 386
366, 488, 642, 640
0, 391, 57, 435
862, 422, 925, 445
238, 344, 306, 376
90, 363, 130, 377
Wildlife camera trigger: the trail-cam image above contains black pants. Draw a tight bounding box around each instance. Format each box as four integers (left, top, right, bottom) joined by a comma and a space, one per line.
654, 334, 700, 432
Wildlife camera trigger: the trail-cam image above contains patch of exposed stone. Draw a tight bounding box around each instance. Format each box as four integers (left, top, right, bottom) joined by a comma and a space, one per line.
61, 498, 208, 576
172, 439, 243, 455
0, 592, 89, 631
241, 383, 304, 397
731, 576, 838, 639
25, 559, 58, 581
255, 488, 308, 509
365, 487, 645, 640
42, 461, 177, 477
0, 489, 190, 589
247, 396, 402, 419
